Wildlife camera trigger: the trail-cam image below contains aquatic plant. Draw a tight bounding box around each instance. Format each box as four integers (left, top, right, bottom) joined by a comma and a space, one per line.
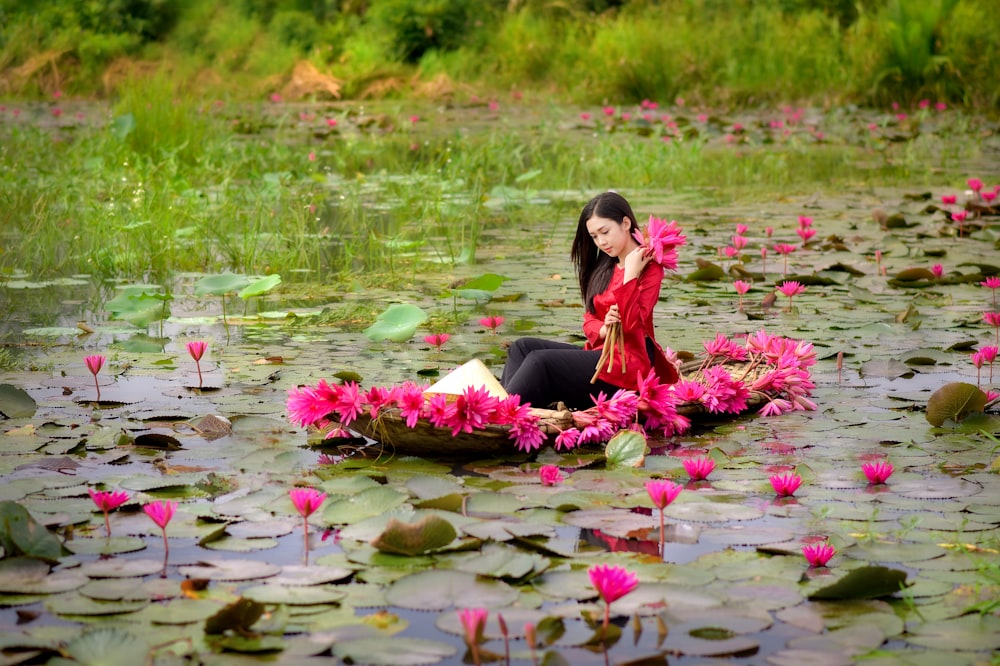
683, 456, 715, 481
769, 473, 803, 497
803, 541, 836, 568
143, 500, 177, 576
539, 465, 564, 487
479, 316, 504, 334
776, 281, 807, 311
588, 563, 639, 632
186, 340, 208, 388
289, 487, 327, 563
423, 333, 450, 351
645, 479, 683, 554
84, 355, 105, 402
87, 488, 129, 538
733, 280, 751, 311
457, 607, 487, 666
862, 460, 895, 485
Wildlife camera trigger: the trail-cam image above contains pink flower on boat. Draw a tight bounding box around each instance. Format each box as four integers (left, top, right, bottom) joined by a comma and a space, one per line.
554, 427, 581, 451
479, 316, 505, 333
448, 385, 499, 436
397, 381, 429, 427
364, 385, 398, 419
645, 479, 683, 508
769, 473, 803, 497
289, 487, 327, 518
683, 456, 715, 481
862, 460, 894, 485
539, 465, 564, 486
803, 541, 835, 567
426, 393, 456, 429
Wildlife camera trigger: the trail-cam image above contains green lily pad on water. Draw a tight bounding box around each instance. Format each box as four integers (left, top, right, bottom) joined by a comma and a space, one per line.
333, 636, 457, 666
371, 515, 458, 556
243, 584, 346, 606
63, 536, 147, 556
363, 303, 428, 343
178, 559, 280, 581
808, 566, 909, 600
925, 382, 988, 426
0, 384, 36, 418
384, 569, 519, 610
906, 613, 1000, 651
52, 627, 150, 666
142, 598, 222, 625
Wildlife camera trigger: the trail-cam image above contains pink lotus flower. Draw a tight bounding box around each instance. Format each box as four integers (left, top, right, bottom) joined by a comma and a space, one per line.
632, 216, 687, 270
479, 316, 504, 334
773, 243, 796, 275
554, 427, 581, 451
862, 460, 894, 485
983, 191, 997, 204
645, 479, 682, 509
769, 473, 803, 497
732, 280, 751, 310
985, 311, 1000, 345
458, 607, 488, 664
84, 354, 105, 401
539, 465, 564, 486
931, 264, 944, 278
968, 177, 983, 193
580, 112, 591, 121
941, 194, 957, 205
588, 563, 639, 630
424, 333, 450, 350
290, 487, 327, 518
88, 488, 129, 537
290, 487, 327, 563
186, 340, 207, 387
803, 541, 835, 567
777, 281, 806, 310
797, 216, 812, 228
144, 500, 178, 575
796, 227, 816, 244
683, 456, 715, 481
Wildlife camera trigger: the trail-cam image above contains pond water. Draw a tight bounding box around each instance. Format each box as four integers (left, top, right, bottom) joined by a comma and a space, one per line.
1, 102, 1000, 665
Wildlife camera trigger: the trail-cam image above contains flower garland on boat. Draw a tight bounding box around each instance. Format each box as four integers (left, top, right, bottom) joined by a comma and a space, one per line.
285, 329, 817, 453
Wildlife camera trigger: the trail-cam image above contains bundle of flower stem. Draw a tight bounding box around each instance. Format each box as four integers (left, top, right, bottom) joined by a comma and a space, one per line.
590, 322, 626, 383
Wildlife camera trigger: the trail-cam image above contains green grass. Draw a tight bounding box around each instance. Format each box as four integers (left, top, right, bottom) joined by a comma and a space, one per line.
0, 86, 987, 285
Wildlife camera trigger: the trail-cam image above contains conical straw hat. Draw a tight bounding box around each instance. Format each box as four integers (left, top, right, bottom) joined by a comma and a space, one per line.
424, 359, 508, 401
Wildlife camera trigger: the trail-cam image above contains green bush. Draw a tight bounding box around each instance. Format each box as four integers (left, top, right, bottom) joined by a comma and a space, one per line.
366, 0, 497, 63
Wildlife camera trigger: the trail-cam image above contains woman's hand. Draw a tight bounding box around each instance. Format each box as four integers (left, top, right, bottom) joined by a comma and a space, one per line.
600, 304, 620, 339
622, 246, 654, 282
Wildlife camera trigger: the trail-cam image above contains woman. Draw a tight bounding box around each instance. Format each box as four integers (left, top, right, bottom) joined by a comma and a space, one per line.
500, 191, 679, 409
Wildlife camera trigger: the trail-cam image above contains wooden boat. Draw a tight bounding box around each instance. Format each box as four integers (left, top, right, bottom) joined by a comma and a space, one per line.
346, 359, 769, 458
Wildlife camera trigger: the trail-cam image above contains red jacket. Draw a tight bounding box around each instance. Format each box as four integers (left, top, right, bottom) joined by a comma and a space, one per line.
583, 262, 679, 389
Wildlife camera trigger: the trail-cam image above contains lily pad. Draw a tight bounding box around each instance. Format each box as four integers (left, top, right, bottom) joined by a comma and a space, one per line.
363, 304, 428, 343
0, 384, 37, 418
332, 636, 457, 665
58, 627, 150, 666
371, 515, 458, 556
178, 559, 280, 581
808, 566, 909, 600
926, 382, 987, 426
385, 570, 519, 610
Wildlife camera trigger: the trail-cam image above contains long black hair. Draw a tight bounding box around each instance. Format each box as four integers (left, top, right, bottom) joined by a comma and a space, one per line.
570, 191, 638, 314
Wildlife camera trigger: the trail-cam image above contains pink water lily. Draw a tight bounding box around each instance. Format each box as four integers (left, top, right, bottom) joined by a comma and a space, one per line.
479, 316, 505, 334
88, 488, 129, 537
290, 487, 327, 562
777, 281, 806, 311
186, 340, 207, 387
984, 311, 1000, 345
773, 243, 797, 275
803, 541, 835, 567
539, 464, 564, 486
84, 354, 105, 401
982, 277, 1000, 309
423, 333, 450, 350
646, 479, 683, 555
589, 563, 638, 631
862, 460, 894, 485
769, 472, 803, 497
143, 500, 177, 576
733, 280, 751, 311
631, 215, 686, 270
683, 456, 715, 481
458, 607, 487, 665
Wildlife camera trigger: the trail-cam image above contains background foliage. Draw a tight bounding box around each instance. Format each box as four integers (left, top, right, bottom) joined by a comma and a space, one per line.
1, 0, 998, 108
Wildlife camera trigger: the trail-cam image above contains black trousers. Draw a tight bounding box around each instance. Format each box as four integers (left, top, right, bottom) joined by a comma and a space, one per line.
500, 337, 621, 410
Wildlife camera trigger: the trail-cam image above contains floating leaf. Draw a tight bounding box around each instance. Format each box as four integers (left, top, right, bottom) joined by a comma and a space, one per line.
807, 566, 909, 600
0, 500, 65, 563
363, 304, 428, 343
105, 287, 171, 328
605, 430, 647, 468
204, 598, 266, 635
332, 636, 457, 666
926, 382, 987, 426
238, 274, 282, 299
194, 273, 250, 296
0, 384, 36, 418
61, 628, 150, 666
371, 515, 458, 556
385, 570, 519, 610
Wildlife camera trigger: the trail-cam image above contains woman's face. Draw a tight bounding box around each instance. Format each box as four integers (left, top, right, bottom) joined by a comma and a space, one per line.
586, 214, 634, 260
